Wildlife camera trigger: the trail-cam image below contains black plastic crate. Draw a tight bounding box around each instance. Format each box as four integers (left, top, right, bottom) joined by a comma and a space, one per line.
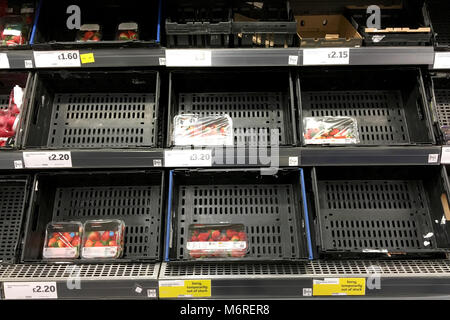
23, 70, 161, 149
168, 69, 297, 147
312, 166, 450, 257
347, 0, 432, 46
0, 71, 31, 148
165, 169, 313, 262
431, 75, 450, 140
0, 175, 30, 264
32, 0, 161, 49
297, 68, 435, 146
22, 170, 164, 263
231, 0, 296, 48
166, 0, 232, 48
427, 0, 450, 48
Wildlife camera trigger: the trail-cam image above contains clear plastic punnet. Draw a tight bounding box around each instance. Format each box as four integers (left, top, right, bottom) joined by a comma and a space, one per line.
0, 85, 24, 148
76, 24, 102, 42
42, 222, 82, 259
186, 224, 248, 259
116, 22, 139, 40
81, 220, 125, 259
303, 116, 360, 145
173, 114, 233, 146
0, 15, 27, 46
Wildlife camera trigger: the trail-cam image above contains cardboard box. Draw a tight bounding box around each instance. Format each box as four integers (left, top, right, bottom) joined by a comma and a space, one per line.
296, 15, 362, 47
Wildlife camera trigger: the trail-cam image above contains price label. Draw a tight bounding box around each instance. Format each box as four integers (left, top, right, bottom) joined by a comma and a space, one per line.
313, 278, 365, 296
0, 53, 10, 68
23, 151, 72, 168
165, 49, 212, 66
303, 48, 350, 65
34, 50, 81, 68
159, 280, 211, 298
442, 147, 450, 164
164, 149, 212, 167
3, 282, 58, 299
434, 52, 450, 69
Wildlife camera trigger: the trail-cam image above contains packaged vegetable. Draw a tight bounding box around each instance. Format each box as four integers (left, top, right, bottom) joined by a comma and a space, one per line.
81, 220, 125, 259
116, 22, 139, 41
0, 16, 26, 46
42, 222, 83, 259
76, 24, 102, 42
187, 224, 248, 259
303, 116, 360, 145
173, 114, 233, 146
0, 85, 23, 147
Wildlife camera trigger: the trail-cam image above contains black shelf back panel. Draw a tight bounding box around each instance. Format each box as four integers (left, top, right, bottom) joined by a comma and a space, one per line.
0, 179, 28, 264
178, 92, 288, 146
434, 87, 450, 128
317, 179, 434, 252
302, 90, 410, 145
47, 93, 156, 148
176, 183, 302, 260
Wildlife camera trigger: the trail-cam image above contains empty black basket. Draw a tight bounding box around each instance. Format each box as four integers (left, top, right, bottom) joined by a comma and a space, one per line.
430, 74, 450, 142
297, 67, 435, 146
312, 166, 450, 257
0, 175, 30, 264
232, 0, 296, 48
24, 70, 161, 149
168, 70, 297, 147
166, 0, 232, 48
22, 170, 164, 263
166, 168, 312, 262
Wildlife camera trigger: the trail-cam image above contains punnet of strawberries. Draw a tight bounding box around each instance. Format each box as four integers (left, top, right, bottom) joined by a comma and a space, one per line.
43, 222, 83, 259
187, 224, 248, 259
81, 219, 125, 259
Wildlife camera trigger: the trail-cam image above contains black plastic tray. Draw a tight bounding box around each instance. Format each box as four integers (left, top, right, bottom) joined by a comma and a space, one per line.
23, 70, 161, 149
166, 169, 312, 262
427, 0, 450, 48
168, 70, 297, 147
312, 166, 450, 257
165, 0, 232, 48
0, 175, 30, 264
31, 0, 161, 49
297, 68, 435, 146
22, 170, 164, 263
431, 74, 450, 130
232, 0, 296, 48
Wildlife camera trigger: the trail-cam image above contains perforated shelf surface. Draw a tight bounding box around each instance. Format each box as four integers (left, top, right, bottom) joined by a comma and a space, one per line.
435, 89, 450, 127
177, 92, 291, 146
316, 179, 435, 253
47, 93, 157, 148
0, 180, 28, 263
302, 90, 410, 145
175, 183, 304, 260
52, 185, 162, 260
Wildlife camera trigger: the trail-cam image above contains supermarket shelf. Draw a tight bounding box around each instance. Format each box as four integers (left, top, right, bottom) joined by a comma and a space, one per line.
159, 260, 450, 299
0, 146, 442, 170
0, 263, 160, 300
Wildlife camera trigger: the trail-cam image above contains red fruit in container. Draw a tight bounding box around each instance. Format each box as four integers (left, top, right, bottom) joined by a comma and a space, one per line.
101, 231, 111, 241
0, 127, 15, 138
231, 235, 240, 241
88, 231, 100, 241
238, 232, 247, 241
190, 235, 198, 241
71, 236, 80, 247
9, 103, 20, 114
219, 235, 228, 241
84, 239, 94, 247
94, 241, 104, 247
211, 230, 220, 241
62, 232, 73, 242
197, 232, 210, 241
56, 239, 66, 248
0, 140, 5, 147
5, 114, 16, 130
109, 240, 117, 247
226, 229, 234, 239
48, 238, 57, 247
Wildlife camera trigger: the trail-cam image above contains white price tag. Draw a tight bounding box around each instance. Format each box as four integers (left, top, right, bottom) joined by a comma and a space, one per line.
288, 55, 299, 65
433, 52, 450, 70
0, 53, 10, 69
33, 50, 81, 68
165, 49, 212, 66
289, 157, 299, 166
164, 149, 212, 167
303, 48, 350, 65
23, 151, 72, 168
442, 147, 450, 164
3, 282, 58, 300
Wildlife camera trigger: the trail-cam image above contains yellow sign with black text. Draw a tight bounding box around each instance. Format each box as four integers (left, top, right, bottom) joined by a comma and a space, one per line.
159, 280, 211, 298
80, 53, 95, 64
313, 278, 366, 296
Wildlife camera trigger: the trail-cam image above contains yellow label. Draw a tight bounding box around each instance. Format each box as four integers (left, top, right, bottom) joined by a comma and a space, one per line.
159, 280, 211, 298
80, 53, 95, 64
313, 278, 366, 296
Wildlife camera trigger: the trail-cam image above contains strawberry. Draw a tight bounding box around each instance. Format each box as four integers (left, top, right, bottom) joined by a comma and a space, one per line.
48, 237, 57, 247
56, 239, 66, 248
119, 32, 129, 40
52, 232, 60, 239
219, 235, 228, 241
197, 232, 210, 241
71, 236, 80, 247
238, 232, 247, 241
84, 31, 94, 40
101, 231, 111, 242
108, 240, 117, 247
94, 241, 104, 247
226, 229, 234, 239
84, 239, 94, 247
190, 235, 198, 241
92, 36, 100, 41
62, 232, 73, 242
329, 128, 339, 136
211, 230, 220, 241
231, 235, 240, 241
88, 231, 100, 241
